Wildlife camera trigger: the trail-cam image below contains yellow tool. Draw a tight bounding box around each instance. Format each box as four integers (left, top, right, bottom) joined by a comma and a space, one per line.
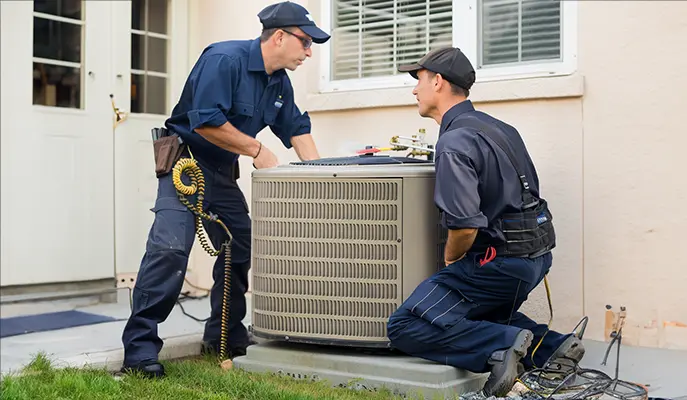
172, 150, 233, 363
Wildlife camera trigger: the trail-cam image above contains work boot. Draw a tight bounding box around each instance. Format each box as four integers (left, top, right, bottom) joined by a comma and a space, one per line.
517, 362, 525, 376
546, 334, 585, 367
201, 336, 256, 359
119, 361, 165, 379
482, 329, 534, 397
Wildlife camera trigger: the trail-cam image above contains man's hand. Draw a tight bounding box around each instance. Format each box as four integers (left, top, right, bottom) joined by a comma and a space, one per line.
253, 143, 279, 169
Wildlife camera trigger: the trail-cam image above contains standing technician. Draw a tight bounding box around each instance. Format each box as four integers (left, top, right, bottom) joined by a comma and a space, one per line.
387, 47, 585, 396
120, 1, 330, 378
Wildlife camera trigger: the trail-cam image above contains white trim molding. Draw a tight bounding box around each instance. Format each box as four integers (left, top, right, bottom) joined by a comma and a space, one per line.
318, 0, 578, 94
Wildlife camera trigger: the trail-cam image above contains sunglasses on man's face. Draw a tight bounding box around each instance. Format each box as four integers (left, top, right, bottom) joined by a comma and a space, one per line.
281, 29, 312, 49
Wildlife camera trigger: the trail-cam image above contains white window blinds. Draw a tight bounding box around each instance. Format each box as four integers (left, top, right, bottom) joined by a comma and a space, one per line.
331, 0, 453, 81
480, 0, 562, 67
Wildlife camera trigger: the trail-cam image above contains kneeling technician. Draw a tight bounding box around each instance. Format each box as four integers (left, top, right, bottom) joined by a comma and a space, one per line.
387, 47, 585, 397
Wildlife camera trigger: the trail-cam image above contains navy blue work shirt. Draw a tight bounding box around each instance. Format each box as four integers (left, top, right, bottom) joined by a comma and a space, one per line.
434, 100, 542, 246
165, 38, 311, 168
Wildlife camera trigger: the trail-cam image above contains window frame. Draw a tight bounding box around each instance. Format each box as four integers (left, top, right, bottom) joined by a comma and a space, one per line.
32, 6, 86, 109
130, 0, 171, 116
318, 0, 577, 93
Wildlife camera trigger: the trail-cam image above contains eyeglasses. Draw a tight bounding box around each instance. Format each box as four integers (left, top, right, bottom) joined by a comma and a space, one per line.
281, 29, 312, 49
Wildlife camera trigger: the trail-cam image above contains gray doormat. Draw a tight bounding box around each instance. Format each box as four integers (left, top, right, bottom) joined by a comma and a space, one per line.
0, 310, 121, 338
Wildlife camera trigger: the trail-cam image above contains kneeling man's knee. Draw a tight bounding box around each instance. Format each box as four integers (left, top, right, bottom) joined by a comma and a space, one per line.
387, 307, 412, 342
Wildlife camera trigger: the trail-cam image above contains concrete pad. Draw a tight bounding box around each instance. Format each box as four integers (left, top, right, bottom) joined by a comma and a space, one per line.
233, 341, 488, 399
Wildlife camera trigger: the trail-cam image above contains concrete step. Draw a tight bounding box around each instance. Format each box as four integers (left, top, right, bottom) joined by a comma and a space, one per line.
0, 288, 127, 319
233, 341, 488, 399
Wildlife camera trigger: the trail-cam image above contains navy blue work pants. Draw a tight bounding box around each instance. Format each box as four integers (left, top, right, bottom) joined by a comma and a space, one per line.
387, 252, 569, 373
121, 154, 251, 366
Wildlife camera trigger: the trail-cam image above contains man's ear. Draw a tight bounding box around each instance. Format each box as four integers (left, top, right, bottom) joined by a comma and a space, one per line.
273, 29, 285, 47
437, 74, 448, 91
433, 73, 444, 92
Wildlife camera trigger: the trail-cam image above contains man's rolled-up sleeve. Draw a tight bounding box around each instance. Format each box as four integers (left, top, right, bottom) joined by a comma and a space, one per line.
434, 151, 488, 229
270, 81, 311, 149
187, 55, 239, 130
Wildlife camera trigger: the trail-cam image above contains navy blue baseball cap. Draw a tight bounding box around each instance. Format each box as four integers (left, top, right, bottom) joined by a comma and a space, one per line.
258, 1, 331, 44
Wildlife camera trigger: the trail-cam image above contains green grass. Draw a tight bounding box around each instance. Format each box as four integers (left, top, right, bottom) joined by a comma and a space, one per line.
0, 353, 414, 400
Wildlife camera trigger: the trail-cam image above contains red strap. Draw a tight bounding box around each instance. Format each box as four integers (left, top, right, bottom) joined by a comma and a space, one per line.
479, 246, 497, 266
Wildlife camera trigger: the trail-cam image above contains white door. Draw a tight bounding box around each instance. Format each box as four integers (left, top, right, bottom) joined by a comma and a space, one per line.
0, 1, 115, 286
110, 0, 190, 280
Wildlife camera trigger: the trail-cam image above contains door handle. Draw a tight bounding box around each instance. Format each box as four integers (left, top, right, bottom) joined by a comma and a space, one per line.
109, 94, 128, 129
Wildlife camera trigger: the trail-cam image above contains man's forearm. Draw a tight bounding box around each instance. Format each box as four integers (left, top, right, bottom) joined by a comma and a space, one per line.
195, 122, 261, 157
291, 133, 320, 161
445, 228, 478, 264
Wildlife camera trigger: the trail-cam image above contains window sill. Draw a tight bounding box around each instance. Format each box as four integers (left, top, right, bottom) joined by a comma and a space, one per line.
305, 73, 585, 113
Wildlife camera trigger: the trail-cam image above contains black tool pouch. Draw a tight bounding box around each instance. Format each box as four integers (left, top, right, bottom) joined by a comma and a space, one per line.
499, 199, 556, 257
153, 135, 185, 178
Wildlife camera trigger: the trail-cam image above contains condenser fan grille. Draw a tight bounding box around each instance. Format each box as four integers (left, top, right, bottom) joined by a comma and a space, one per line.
253, 296, 397, 318
251, 178, 403, 345
254, 258, 398, 280
253, 180, 399, 201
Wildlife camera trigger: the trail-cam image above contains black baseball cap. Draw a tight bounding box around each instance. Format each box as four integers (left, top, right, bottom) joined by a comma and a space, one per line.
398, 47, 476, 90
258, 1, 331, 44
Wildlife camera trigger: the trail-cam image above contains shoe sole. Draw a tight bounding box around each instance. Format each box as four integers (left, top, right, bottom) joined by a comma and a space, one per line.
513, 330, 534, 358
548, 335, 585, 365
484, 330, 534, 397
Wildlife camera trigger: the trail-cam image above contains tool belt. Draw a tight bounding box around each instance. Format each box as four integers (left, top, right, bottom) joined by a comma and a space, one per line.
458, 116, 556, 258
152, 127, 185, 178
151, 127, 240, 181
486, 199, 556, 258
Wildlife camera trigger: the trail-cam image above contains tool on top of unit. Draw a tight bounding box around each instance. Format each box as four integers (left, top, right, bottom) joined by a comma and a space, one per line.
356, 128, 435, 161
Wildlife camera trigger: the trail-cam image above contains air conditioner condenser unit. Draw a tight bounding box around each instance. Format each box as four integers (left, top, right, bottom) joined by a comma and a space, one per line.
249, 156, 447, 348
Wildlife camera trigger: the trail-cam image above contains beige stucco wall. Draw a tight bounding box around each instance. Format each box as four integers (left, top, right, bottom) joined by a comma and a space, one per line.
187, 0, 687, 349
577, 1, 687, 349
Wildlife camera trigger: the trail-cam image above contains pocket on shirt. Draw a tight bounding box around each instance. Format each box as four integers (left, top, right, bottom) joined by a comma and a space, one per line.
263, 100, 283, 125
230, 101, 254, 117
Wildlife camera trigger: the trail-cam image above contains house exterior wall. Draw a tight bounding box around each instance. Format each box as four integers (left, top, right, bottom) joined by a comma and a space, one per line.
185, 0, 687, 350
577, 1, 687, 349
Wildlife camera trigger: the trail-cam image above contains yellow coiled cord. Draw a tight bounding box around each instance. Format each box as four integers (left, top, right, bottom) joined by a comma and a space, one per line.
528, 275, 553, 368
172, 155, 233, 362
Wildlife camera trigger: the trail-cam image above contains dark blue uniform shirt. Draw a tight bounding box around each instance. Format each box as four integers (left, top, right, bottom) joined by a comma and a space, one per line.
165, 38, 312, 168
434, 100, 542, 247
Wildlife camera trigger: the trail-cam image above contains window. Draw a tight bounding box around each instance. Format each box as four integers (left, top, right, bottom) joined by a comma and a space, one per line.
32, 0, 84, 108
323, 0, 452, 91
321, 0, 576, 91
131, 0, 169, 115
479, 0, 561, 67
330, 0, 453, 80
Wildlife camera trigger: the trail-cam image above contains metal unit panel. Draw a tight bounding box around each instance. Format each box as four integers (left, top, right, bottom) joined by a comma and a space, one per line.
399, 176, 444, 299
251, 177, 403, 346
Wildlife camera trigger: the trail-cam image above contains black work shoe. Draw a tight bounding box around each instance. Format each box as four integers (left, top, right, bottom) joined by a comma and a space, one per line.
546, 334, 585, 367
201, 340, 218, 356
119, 361, 165, 379
201, 340, 254, 359
482, 329, 534, 397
